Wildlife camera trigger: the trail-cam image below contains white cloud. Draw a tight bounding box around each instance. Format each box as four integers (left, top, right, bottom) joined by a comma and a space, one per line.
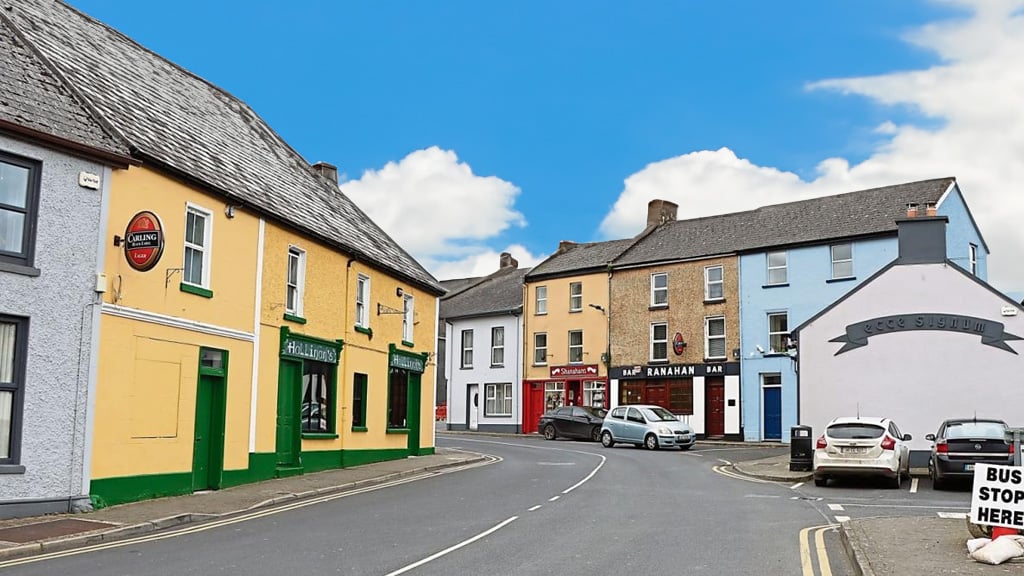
426, 244, 549, 280
341, 146, 527, 276
600, 0, 1024, 291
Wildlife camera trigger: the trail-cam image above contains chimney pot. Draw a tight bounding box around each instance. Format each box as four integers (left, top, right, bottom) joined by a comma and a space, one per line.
905, 203, 920, 218
312, 161, 339, 185
499, 252, 518, 269
646, 199, 679, 227
557, 240, 577, 254
925, 201, 937, 217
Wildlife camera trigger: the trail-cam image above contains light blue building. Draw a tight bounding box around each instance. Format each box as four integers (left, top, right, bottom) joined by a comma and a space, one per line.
737, 178, 987, 442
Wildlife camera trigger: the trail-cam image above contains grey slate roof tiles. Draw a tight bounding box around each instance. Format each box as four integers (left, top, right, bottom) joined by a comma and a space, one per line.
0, 12, 128, 160
6, 0, 442, 294
526, 238, 636, 280
440, 267, 530, 320
614, 177, 956, 267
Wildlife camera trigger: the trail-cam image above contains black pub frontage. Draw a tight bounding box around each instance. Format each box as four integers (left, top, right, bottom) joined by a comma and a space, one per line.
609, 362, 741, 439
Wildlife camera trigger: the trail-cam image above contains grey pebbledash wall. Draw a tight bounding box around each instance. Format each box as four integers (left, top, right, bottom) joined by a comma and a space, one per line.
0, 134, 108, 517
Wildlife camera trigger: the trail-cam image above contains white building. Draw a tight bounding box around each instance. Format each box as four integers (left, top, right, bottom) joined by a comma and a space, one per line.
793, 210, 1023, 465
441, 254, 527, 433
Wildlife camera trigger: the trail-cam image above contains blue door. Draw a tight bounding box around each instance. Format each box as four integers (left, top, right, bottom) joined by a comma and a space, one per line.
763, 387, 782, 441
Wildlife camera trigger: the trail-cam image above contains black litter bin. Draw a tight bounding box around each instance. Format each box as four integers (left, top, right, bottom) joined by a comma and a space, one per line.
789, 425, 813, 472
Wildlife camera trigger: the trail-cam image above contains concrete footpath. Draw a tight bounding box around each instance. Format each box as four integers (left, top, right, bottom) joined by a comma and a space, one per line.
0, 436, 1020, 574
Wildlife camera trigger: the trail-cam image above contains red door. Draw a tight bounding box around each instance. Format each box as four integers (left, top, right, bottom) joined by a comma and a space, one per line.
523, 382, 545, 434
705, 379, 725, 437
645, 385, 668, 409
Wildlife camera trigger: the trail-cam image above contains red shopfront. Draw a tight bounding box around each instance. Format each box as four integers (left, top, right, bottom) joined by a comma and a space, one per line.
522, 364, 607, 434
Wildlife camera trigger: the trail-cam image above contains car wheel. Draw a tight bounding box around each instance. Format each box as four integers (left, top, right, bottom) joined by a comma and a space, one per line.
600, 430, 614, 447
814, 476, 828, 487
932, 468, 946, 491
590, 426, 601, 442
889, 467, 903, 489
543, 425, 556, 441
644, 434, 659, 450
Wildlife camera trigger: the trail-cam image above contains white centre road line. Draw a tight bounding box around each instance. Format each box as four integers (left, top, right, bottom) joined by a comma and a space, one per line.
384, 516, 518, 576
791, 482, 804, 490
910, 478, 919, 493
528, 505, 542, 511
828, 504, 844, 511
549, 495, 560, 502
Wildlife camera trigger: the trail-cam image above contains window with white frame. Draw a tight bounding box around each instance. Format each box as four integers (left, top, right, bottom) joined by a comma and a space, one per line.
569, 282, 582, 312
286, 247, 306, 316
767, 312, 789, 353
484, 383, 513, 416
402, 294, 414, 343
535, 285, 547, 315
583, 380, 605, 408
651, 322, 668, 362
0, 154, 40, 268
461, 330, 474, 368
705, 265, 724, 300
534, 332, 548, 365
568, 330, 583, 363
183, 205, 213, 288
766, 251, 787, 285
651, 273, 668, 307
491, 326, 504, 366
705, 316, 726, 359
831, 243, 853, 279
355, 274, 370, 328
0, 318, 24, 464
970, 243, 978, 275
762, 373, 781, 388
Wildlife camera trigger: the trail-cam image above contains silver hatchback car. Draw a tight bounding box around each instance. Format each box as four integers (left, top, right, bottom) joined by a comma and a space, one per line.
600, 404, 695, 450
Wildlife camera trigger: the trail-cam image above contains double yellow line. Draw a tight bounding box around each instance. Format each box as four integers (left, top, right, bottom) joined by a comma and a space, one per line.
799, 524, 838, 576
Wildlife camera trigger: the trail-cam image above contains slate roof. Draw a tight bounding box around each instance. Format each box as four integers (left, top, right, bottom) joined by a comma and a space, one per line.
440, 267, 530, 320
440, 277, 484, 300
614, 178, 956, 267
526, 238, 637, 281
6, 0, 443, 294
0, 12, 128, 162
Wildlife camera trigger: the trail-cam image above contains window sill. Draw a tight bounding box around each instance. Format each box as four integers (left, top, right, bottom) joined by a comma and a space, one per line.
351, 426, 368, 432
649, 359, 669, 364
0, 262, 39, 277
826, 277, 857, 284
704, 357, 727, 363
649, 305, 668, 311
762, 352, 790, 358
490, 364, 505, 369
485, 414, 512, 418
386, 428, 410, 434
535, 312, 547, 316
569, 309, 582, 314
401, 340, 415, 348
283, 313, 307, 324
354, 325, 373, 338
762, 283, 789, 289
460, 366, 473, 370
703, 298, 726, 305
532, 363, 547, 367
0, 465, 26, 474
301, 432, 338, 439
180, 283, 213, 298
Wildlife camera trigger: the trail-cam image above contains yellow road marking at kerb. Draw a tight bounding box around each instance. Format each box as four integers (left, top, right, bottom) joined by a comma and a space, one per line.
799, 524, 837, 576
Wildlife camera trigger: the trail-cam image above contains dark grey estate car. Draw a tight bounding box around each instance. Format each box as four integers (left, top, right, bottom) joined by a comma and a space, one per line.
926, 418, 1013, 489
538, 406, 607, 442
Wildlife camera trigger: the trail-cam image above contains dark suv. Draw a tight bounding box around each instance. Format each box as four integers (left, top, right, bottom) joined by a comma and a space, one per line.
926, 418, 1013, 489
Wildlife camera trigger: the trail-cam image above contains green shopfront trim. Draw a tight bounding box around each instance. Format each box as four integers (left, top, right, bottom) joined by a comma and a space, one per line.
387, 344, 428, 455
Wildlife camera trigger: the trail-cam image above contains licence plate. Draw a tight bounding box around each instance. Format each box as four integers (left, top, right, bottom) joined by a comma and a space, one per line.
965, 464, 975, 471
842, 447, 868, 454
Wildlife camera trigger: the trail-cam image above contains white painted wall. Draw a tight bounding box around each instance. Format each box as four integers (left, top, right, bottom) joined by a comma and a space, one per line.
798, 263, 1024, 451
446, 314, 523, 430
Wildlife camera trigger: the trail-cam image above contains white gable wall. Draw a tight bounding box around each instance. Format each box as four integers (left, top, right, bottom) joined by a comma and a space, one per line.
798, 263, 1024, 452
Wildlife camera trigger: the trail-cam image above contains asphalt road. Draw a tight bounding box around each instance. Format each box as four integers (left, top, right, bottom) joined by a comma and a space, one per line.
5, 436, 980, 576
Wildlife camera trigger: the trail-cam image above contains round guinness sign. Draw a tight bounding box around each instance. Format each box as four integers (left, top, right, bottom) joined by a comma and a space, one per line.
673, 332, 686, 355
124, 211, 165, 271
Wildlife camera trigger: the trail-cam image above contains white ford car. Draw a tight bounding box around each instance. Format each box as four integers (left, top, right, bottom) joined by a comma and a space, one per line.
812, 416, 912, 488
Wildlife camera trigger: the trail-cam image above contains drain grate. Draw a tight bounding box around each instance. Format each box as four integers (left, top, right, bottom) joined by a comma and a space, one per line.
0, 518, 118, 543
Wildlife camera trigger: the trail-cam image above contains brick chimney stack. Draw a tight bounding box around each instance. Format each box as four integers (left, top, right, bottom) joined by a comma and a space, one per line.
312, 161, 339, 185
557, 240, 577, 254
647, 199, 679, 227
499, 252, 519, 269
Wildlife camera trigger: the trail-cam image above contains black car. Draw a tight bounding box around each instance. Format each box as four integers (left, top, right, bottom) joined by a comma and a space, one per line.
538, 406, 607, 442
926, 418, 1013, 489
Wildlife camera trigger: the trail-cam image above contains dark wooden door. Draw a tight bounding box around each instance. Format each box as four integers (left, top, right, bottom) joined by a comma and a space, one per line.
705, 380, 725, 437
644, 385, 668, 409
275, 359, 302, 468
192, 373, 225, 491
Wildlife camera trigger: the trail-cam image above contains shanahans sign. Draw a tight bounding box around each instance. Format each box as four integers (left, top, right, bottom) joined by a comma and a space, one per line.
830, 313, 1023, 355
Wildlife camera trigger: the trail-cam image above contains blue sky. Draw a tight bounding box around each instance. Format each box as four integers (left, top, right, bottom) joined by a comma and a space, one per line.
66, 1, 1024, 290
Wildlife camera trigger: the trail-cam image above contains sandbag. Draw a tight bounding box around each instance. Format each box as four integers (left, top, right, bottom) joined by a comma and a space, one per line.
966, 538, 990, 554
969, 535, 1024, 565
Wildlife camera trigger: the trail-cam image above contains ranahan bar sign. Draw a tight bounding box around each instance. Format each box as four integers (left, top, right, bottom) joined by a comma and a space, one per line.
830, 313, 1022, 355
969, 464, 1024, 530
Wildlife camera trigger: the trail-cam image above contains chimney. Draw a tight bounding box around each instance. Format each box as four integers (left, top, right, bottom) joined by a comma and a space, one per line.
557, 240, 577, 254
924, 201, 937, 217
905, 202, 919, 218
896, 213, 948, 265
312, 161, 338, 185
646, 199, 678, 227
499, 252, 518, 269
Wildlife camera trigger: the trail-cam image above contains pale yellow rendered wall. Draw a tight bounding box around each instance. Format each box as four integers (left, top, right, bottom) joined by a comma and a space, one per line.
93, 166, 259, 479
523, 272, 610, 380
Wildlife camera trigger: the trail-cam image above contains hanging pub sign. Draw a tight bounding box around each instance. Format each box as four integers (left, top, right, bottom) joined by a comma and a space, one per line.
123, 211, 165, 272
673, 333, 686, 355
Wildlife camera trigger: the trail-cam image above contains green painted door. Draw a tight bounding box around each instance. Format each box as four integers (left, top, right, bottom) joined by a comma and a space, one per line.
192, 373, 226, 491
407, 373, 421, 455
275, 359, 302, 468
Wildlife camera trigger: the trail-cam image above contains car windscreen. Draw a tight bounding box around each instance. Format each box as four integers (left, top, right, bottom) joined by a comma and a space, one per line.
945, 421, 1006, 439
642, 407, 679, 422
827, 424, 884, 439
583, 407, 607, 418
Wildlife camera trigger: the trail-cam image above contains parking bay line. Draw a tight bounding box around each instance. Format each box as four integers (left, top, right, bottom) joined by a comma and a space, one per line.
828, 504, 844, 511
910, 478, 918, 493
